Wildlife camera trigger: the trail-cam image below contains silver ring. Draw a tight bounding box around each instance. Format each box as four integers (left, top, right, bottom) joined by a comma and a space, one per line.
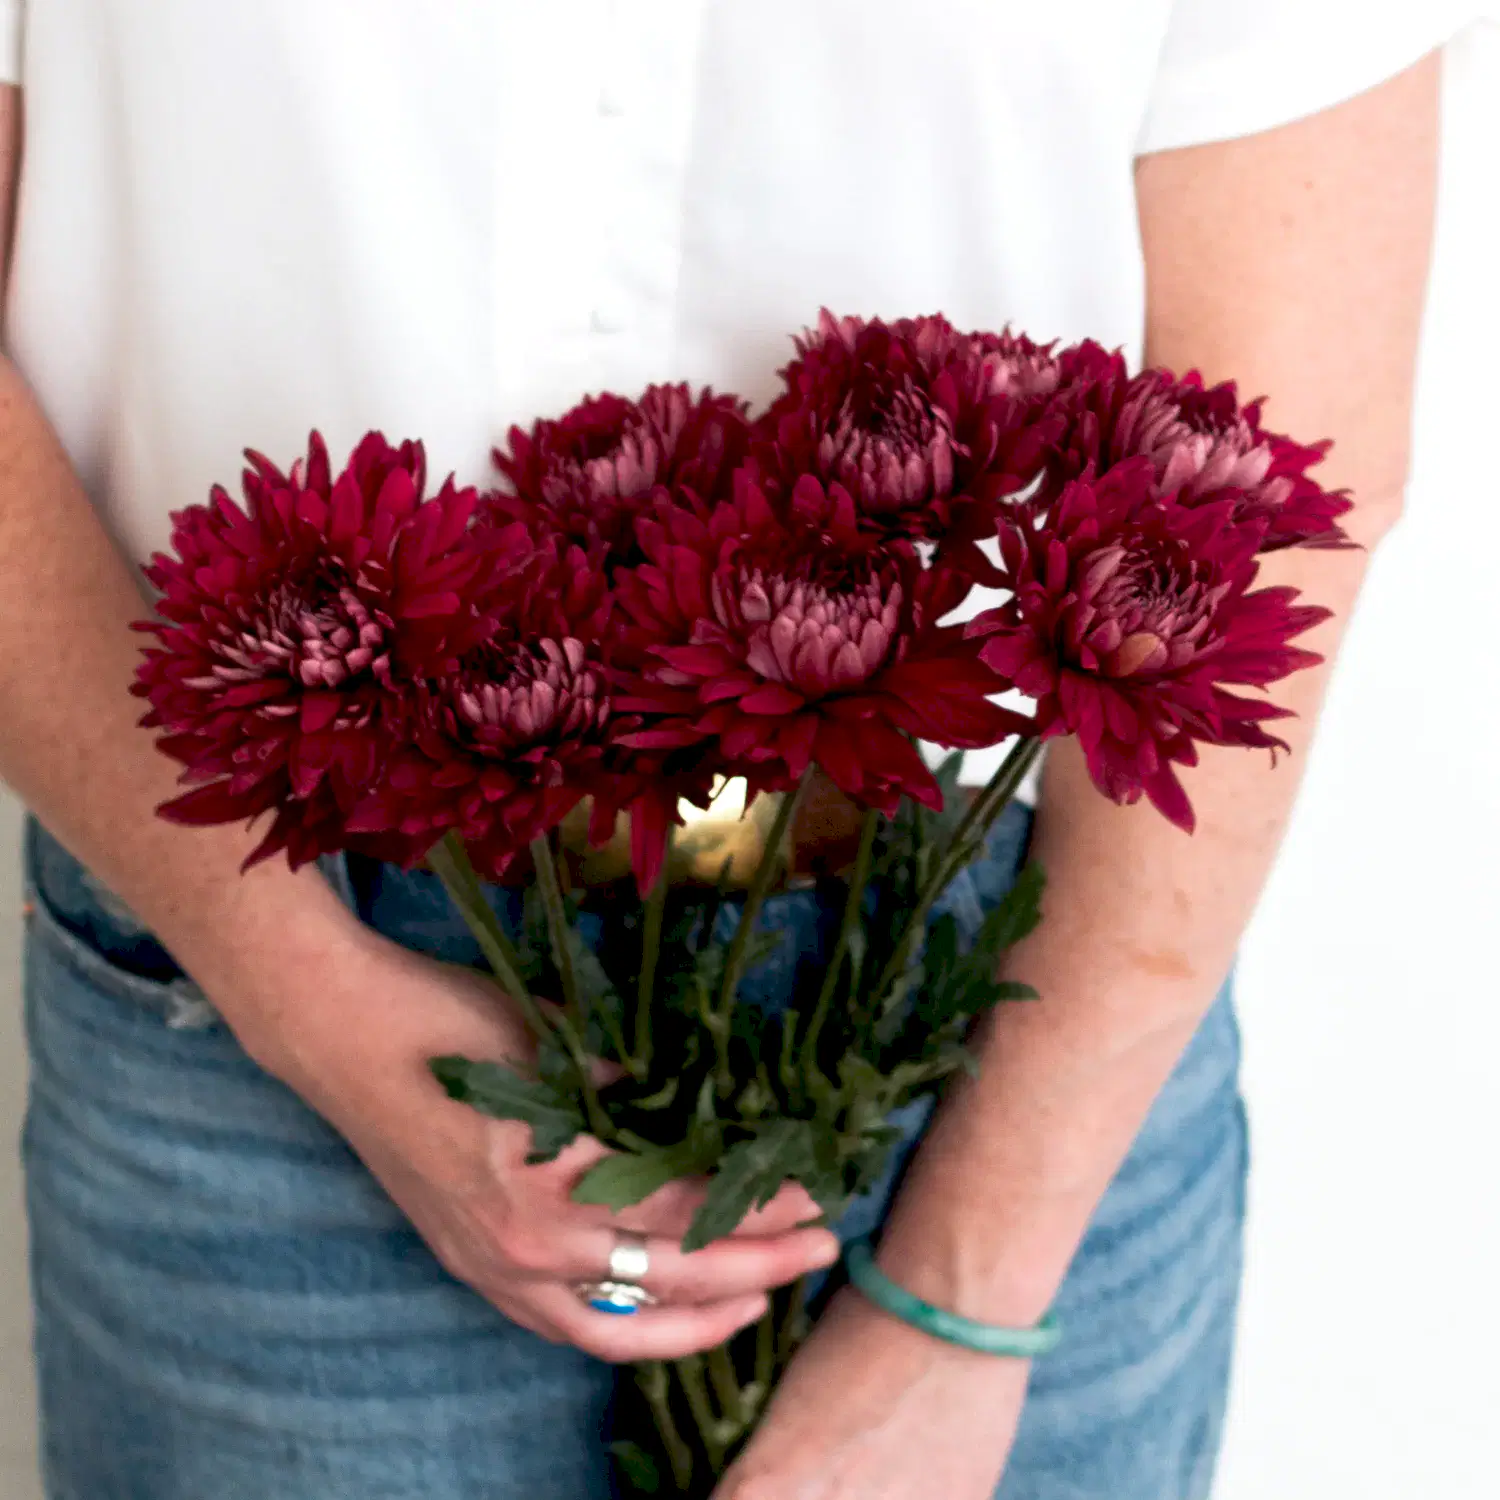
575, 1279, 658, 1316
575, 1232, 656, 1316
608, 1230, 651, 1284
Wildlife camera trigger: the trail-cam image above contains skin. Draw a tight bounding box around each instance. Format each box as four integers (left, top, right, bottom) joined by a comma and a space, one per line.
0, 84, 840, 1368
717, 52, 1440, 1499
0, 45, 1440, 1495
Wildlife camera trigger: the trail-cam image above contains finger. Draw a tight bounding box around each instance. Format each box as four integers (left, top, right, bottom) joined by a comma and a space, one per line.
554, 1223, 840, 1304
523, 1138, 829, 1241
610, 1175, 830, 1241
630, 1227, 841, 1305
554, 1157, 827, 1242
734, 1179, 827, 1236
605, 1176, 710, 1239
534, 1284, 772, 1364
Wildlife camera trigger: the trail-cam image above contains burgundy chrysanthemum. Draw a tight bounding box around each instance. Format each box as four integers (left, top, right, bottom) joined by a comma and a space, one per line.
133, 432, 492, 869
487, 384, 751, 568
754, 311, 1070, 554
610, 470, 1024, 883
345, 529, 615, 879
965, 459, 1331, 830
1059, 360, 1349, 551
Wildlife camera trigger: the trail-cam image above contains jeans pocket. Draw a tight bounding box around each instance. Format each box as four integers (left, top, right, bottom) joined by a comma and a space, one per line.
24, 857, 212, 1028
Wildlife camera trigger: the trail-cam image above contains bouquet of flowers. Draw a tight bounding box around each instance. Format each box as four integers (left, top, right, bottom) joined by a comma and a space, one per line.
132, 312, 1339, 1496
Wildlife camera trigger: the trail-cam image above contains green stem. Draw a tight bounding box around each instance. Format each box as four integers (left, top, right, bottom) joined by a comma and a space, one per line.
753, 1301, 777, 1405
635, 1361, 697, 1494
800, 807, 880, 1090
634, 835, 671, 1077
529, 835, 581, 1022
427, 832, 611, 1142
424, 830, 581, 1072
676, 1355, 730, 1473
935, 736, 1044, 894
715, 771, 810, 1020
526, 835, 613, 1142
776, 1011, 802, 1105
706, 1344, 749, 1431
426, 834, 540, 1024
776, 1276, 810, 1368
870, 737, 1042, 1010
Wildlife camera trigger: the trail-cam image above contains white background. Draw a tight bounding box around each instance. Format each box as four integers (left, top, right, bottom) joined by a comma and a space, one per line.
1216, 20, 1500, 1498
1, 23, 1497, 1499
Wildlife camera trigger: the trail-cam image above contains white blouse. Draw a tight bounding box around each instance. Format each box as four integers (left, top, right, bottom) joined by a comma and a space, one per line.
0, 1, 1483, 781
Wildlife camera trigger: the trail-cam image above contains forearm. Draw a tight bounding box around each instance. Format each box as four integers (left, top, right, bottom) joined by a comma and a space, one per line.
879, 53, 1439, 1321
0, 356, 362, 1060
879, 538, 1370, 1319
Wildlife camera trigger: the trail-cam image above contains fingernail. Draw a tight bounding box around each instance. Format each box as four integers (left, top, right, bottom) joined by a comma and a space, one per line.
808, 1233, 841, 1268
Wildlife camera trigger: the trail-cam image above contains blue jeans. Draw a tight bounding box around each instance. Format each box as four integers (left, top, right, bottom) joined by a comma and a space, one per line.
20, 807, 1246, 1499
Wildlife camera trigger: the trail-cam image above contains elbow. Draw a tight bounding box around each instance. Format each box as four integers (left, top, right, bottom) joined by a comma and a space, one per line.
1341, 475, 1409, 552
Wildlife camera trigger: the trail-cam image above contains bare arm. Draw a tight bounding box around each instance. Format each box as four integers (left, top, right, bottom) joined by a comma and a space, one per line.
717, 52, 1442, 1500
0, 85, 834, 1362
0, 89, 356, 1059
878, 53, 1440, 1321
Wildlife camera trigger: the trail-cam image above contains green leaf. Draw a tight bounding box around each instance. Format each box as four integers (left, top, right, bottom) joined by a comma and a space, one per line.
977, 862, 1046, 956
847, 1126, 905, 1197
535, 1032, 580, 1092
990, 980, 1040, 1003
798, 1122, 848, 1218
683, 1120, 817, 1253
526, 1114, 588, 1164
429, 1056, 585, 1162
926, 912, 960, 977
572, 1137, 714, 1212
609, 1441, 661, 1494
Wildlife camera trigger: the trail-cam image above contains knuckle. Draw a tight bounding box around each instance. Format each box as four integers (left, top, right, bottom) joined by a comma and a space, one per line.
492, 1223, 558, 1277
661, 1259, 719, 1304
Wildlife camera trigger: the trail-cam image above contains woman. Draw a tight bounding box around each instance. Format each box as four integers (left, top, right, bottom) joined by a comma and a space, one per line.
0, 3, 1458, 1496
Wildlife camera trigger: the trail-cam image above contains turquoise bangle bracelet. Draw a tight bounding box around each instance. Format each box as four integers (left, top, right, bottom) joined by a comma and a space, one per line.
845, 1240, 1062, 1359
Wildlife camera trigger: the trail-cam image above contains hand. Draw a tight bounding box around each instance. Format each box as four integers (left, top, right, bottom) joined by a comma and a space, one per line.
714, 1289, 1029, 1500
226, 911, 841, 1363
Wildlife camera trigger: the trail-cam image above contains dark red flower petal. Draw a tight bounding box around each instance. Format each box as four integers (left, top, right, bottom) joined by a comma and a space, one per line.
134, 431, 492, 869
966, 461, 1326, 826
486, 384, 751, 571
608, 472, 1013, 883
752, 311, 1072, 562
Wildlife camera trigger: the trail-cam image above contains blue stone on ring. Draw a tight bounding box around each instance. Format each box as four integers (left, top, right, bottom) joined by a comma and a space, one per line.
577, 1280, 656, 1316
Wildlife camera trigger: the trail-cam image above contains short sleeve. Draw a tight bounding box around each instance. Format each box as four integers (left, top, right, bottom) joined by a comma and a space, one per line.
1138, 0, 1498, 155
0, 0, 22, 86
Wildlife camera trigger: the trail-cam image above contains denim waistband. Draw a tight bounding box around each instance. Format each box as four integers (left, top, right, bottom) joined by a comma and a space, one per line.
24, 802, 1034, 1019
22, 818, 358, 1011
